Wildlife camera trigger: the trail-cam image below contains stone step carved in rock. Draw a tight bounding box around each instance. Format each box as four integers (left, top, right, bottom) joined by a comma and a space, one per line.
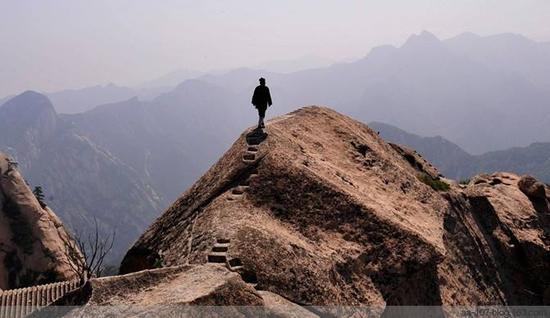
216, 238, 230, 244
228, 258, 243, 269
212, 243, 230, 253
207, 252, 228, 263
243, 153, 256, 162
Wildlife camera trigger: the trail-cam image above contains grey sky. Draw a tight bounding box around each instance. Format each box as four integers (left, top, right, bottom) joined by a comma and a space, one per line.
1, 0, 549, 96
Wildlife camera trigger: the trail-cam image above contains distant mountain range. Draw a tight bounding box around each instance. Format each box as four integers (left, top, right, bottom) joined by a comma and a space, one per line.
1, 70, 202, 115
253, 55, 338, 73
46, 84, 178, 115
0, 82, 252, 262
371, 121, 550, 183
46, 84, 137, 114
5, 31, 549, 154
137, 69, 204, 91
65, 79, 249, 202
196, 31, 550, 154
2, 31, 549, 263
0, 91, 163, 262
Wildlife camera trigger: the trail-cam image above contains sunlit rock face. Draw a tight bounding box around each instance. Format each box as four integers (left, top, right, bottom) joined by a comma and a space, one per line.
0, 151, 79, 289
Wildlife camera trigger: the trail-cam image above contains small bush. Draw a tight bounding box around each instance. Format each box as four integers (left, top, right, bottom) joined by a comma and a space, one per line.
33, 186, 47, 208
459, 178, 471, 185
418, 173, 450, 191
153, 257, 164, 268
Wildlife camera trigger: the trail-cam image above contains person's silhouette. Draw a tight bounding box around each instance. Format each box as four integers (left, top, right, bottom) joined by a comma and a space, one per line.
251, 77, 272, 129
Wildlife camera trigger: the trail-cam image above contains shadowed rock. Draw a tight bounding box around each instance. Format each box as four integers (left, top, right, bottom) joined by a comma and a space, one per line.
518, 175, 547, 200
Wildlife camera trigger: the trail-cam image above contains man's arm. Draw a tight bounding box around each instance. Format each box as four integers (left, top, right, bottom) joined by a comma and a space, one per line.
267, 87, 273, 106
251, 87, 258, 105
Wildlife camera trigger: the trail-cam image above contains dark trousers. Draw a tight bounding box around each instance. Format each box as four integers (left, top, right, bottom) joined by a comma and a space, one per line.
256, 105, 267, 128
257, 106, 267, 118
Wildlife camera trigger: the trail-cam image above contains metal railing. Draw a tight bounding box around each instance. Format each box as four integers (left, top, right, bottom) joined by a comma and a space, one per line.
0, 279, 81, 318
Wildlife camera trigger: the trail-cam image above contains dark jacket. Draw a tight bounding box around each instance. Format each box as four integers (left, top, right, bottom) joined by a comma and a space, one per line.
252, 85, 272, 108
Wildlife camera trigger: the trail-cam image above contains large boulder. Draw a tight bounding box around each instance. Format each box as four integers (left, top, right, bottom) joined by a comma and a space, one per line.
464, 172, 550, 305
518, 175, 547, 200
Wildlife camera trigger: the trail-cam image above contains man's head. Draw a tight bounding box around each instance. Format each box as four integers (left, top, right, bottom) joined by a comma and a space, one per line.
259, 77, 266, 85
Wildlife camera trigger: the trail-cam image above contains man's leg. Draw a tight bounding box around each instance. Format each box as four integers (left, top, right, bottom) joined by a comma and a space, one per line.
258, 107, 266, 128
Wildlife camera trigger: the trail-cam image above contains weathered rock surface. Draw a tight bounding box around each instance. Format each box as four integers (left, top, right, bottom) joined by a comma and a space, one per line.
74, 265, 261, 306
460, 173, 549, 304
102, 106, 546, 309
518, 175, 547, 201
52, 265, 275, 317
0, 152, 80, 290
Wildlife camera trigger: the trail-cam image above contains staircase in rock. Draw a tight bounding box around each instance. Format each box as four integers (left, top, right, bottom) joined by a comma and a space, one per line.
242, 145, 258, 163
227, 128, 265, 202
226, 170, 258, 202
0, 279, 81, 318
206, 238, 243, 273
212, 128, 267, 285
206, 238, 248, 280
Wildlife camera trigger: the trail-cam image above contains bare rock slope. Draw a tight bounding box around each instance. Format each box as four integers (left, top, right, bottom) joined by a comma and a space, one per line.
0, 152, 79, 290
103, 106, 549, 307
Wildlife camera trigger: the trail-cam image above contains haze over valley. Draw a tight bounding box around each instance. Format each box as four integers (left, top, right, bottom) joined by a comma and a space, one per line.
2, 30, 550, 261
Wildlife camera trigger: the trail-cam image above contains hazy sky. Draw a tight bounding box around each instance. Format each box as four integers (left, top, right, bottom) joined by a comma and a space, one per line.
1, 0, 549, 96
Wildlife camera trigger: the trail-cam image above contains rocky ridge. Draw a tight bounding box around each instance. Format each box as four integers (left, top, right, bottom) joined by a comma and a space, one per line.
54, 107, 548, 314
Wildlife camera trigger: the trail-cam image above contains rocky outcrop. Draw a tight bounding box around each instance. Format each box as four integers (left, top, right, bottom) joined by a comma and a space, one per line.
0, 152, 80, 290
95, 106, 546, 310
452, 173, 549, 305
51, 265, 271, 317
518, 175, 547, 200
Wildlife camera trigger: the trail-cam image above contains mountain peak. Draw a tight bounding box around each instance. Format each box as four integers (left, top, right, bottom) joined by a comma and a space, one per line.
121, 106, 446, 274
402, 30, 444, 50
0, 90, 57, 119
0, 91, 58, 146
420, 30, 437, 38
4, 90, 54, 110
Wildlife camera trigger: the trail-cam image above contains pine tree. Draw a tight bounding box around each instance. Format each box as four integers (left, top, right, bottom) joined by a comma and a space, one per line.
33, 186, 47, 208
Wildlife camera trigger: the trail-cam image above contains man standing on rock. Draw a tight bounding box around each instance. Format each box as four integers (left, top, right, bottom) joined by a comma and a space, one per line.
251, 77, 272, 129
